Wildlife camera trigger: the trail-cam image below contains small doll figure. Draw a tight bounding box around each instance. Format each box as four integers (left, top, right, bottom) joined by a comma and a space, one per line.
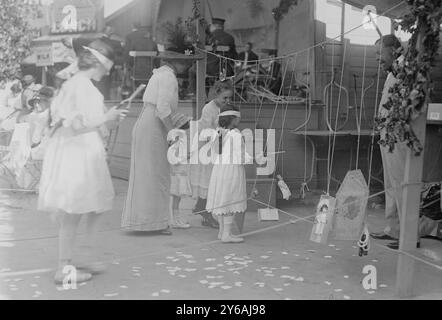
314, 204, 329, 235
277, 174, 291, 200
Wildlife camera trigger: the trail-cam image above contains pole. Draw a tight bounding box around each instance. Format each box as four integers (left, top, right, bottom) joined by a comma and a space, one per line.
195, 0, 207, 120
395, 27, 428, 299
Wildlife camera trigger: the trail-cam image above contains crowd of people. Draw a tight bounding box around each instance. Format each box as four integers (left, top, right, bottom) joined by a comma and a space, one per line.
0, 33, 257, 284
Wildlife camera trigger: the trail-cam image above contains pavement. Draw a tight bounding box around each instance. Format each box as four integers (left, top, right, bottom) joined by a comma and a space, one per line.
0, 179, 441, 300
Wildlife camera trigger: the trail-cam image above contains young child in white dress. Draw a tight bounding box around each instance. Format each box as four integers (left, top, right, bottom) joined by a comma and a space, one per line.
206, 107, 260, 243
168, 112, 193, 229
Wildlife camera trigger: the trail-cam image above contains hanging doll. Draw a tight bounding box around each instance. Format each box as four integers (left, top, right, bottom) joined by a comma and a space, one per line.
277, 174, 291, 200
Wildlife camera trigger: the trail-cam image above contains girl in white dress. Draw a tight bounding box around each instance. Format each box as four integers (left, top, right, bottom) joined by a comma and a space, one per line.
168, 112, 193, 229
206, 108, 256, 243
190, 80, 233, 228
38, 40, 127, 284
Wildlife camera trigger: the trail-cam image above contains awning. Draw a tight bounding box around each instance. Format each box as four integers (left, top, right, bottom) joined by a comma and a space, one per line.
340, 0, 409, 19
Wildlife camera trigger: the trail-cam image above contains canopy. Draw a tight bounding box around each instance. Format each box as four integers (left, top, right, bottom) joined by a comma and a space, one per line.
340, 0, 409, 19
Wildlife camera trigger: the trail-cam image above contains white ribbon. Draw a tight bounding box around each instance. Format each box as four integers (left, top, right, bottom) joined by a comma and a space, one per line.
83, 46, 114, 71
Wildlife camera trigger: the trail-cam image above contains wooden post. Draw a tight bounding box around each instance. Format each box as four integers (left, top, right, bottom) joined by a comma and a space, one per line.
396, 28, 428, 298
396, 111, 427, 298
195, 0, 206, 120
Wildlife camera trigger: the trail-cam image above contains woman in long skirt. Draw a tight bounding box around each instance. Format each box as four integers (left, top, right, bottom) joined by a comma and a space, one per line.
121, 49, 197, 234
38, 40, 127, 284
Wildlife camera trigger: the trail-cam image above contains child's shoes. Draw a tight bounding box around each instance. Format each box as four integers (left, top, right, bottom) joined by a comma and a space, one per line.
221, 235, 244, 243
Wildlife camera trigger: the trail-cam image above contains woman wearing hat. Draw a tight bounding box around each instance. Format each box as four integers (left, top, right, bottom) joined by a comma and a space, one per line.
121, 48, 199, 234
38, 39, 127, 284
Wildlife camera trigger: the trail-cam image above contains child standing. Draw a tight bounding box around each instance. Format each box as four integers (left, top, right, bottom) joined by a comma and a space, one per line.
190, 80, 233, 228
168, 112, 193, 229
206, 107, 256, 243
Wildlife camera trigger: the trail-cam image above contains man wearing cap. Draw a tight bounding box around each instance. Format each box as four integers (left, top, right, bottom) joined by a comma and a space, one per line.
207, 18, 237, 80
124, 23, 158, 88
369, 34, 421, 250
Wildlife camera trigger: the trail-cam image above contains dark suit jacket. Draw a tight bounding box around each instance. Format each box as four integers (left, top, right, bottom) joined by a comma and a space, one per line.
124, 29, 158, 78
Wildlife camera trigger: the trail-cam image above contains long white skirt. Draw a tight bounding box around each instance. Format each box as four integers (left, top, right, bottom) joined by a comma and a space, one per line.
206, 164, 247, 216
38, 128, 114, 214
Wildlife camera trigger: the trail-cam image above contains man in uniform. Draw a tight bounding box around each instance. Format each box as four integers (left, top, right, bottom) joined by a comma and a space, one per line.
206, 18, 237, 95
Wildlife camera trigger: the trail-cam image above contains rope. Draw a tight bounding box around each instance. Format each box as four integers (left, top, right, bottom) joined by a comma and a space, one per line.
367, 37, 385, 190
355, 45, 367, 170
327, 40, 348, 194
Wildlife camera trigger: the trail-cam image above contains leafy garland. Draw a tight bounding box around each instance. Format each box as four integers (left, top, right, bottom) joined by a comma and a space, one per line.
272, 0, 302, 22
375, 0, 442, 156
0, 0, 39, 79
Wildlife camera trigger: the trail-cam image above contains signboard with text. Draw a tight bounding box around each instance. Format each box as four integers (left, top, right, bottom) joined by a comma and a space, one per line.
35, 46, 54, 67
50, 0, 103, 34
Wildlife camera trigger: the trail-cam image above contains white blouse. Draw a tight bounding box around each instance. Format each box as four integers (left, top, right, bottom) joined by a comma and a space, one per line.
142, 65, 178, 119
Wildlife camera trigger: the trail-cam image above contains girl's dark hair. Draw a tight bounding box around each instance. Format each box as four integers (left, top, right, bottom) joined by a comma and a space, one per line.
213, 79, 233, 95
78, 39, 115, 71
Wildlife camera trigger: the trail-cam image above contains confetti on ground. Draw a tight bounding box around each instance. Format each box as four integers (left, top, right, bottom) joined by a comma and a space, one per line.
295, 277, 304, 282
264, 274, 275, 277
14, 278, 23, 282
155, 262, 166, 266
328, 244, 336, 247
274, 288, 283, 292
221, 286, 232, 290
344, 295, 351, 300
282, 252, 288, 255
335, 248, 341, 251
367, 291, 375, 294
281, 266, 290, 270
372, 260, 378, 263
233, 271, 240, 275
104, 293, 119, 297
120, 285, 128, 289
199, 280, 208, 284
161, 289, 171, 294
334, 289, 343, 292
344, 275, 349, 279
184, 268, 197, 272
206, 258, 216, 262
260, 256, 270, 259
204, 267, 217, 271
324, 256, 332, 259
324, 281, 332, 286
188, 260, 196, 264
294, 254, 300, 257
178, 275, 187, 278
133, 273, 141, 277
34, 276, 41, 279
166, 256, 174, 259
380, 284, 388, 288
152, 292, 159, 297
283, 283, 291, 287
234, 282, 243, 287
209, 282, 224, 286
111, 261, 120, 265
352, 246, 357, 249
30, 284, 38, 288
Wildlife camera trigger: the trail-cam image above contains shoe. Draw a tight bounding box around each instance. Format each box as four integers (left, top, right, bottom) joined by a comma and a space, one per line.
54, 267, 92, 285
76, 262, 107, 275
221, 235, 244, 243
370, 232, 397, 241
157, 228, 173, 236
201, 215, 219, 229
387, 241, 421, 250
171, 221, 191, 229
